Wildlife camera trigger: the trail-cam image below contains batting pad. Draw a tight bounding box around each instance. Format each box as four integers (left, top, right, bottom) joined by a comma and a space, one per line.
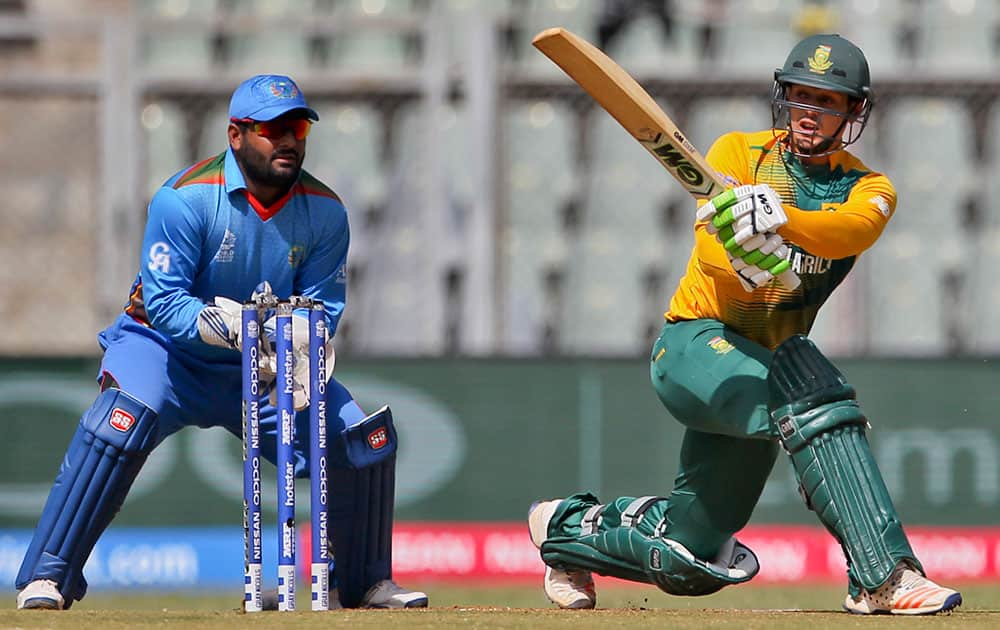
769, 335, 921, 592
328, 406, 397, 608
541, 495, 759, 596
16, 388, 158, 607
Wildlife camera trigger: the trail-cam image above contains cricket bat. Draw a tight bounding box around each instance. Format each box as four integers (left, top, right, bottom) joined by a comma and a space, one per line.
531, 26, 800, 289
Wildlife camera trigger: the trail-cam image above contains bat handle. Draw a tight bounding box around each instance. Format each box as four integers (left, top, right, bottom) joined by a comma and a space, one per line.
778, 269, 802, 290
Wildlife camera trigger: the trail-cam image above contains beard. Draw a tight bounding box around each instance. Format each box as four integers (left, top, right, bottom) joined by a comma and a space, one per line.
235, 142, 303, 190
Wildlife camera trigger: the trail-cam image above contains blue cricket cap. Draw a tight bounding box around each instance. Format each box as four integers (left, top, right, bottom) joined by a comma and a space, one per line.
228, 74, 319, 122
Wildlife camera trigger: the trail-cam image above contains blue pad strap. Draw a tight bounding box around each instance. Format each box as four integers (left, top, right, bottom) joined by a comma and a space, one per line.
328, 405, 397, 608
15, 389, 158, 607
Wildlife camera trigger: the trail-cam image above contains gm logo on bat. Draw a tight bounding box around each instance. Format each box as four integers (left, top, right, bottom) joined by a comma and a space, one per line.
642, 133, 713, 197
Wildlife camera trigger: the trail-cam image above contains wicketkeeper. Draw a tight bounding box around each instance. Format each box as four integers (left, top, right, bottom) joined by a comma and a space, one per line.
15, 74, 427, 611
529, 33, 963, 616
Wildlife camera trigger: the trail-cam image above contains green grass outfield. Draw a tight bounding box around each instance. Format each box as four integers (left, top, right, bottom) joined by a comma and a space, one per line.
1, 583, 996, 629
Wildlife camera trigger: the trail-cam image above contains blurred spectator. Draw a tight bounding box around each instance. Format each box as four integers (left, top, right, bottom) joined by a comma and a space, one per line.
794, 0, 839, 37
597, 0, 674, 51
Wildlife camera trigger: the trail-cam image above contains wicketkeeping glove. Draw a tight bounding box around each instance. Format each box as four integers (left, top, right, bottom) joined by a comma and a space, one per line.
260, 311, 337, 411
197, 296, 244, 351
196, 282, 277, 351
696, 184, 789, 246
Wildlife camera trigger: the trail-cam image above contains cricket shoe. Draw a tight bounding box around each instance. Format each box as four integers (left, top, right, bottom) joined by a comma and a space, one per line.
528, 499, 597, 609
16, 579, 64, 610
843, 563, 962, 615
258, 580, 427, 610
361, 579, 429, 608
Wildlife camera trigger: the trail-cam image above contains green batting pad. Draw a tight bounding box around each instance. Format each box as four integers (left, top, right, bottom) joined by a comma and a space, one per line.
769, 335, 921, 591
540, 497, 758, 597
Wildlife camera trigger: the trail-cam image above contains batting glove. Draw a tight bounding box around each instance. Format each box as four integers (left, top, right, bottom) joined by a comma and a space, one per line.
696, 184, 789, 245
726, 234, 799, 292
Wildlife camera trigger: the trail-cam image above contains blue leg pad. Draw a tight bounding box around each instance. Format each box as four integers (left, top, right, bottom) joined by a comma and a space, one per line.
328, 406, 397, 608
15, 389, 158, 608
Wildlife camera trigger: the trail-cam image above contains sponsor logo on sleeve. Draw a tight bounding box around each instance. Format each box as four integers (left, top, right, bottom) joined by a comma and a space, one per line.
367, 427, 388, 450
148, 242, 171, 273
110, 408, 136, 432
869, 195, 891, 217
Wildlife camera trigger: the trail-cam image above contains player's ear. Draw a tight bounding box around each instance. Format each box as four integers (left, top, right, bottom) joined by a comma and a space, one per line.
228, 122, 243, 150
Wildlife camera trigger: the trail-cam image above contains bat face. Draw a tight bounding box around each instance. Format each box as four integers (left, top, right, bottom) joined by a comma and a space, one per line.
532, 27, 725, 200
641, 130, 720, 198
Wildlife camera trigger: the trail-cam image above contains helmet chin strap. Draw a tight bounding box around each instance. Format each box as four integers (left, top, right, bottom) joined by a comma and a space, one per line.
783, 116, 849, 159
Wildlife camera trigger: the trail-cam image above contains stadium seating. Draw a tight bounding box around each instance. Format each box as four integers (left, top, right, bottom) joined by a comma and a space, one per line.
137, 0, 218, 75
715, 0, 801, 74
886, 98, 971, 241
225, 0, 315, 74
307, 103, 386, 218
916, 0, 997, 72
558, 226, 651, 355
506, 0, 599, 72
968, 226, 1000, 352
686, 96, 772, 157
603, 9, 697, 75
326, 0, 419, 69
503, 99, 576, 351
837, 0, 912, 75
142, 101, 189, 197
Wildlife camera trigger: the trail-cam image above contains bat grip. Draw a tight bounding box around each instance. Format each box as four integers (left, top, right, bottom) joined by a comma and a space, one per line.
778, 269, 802, 290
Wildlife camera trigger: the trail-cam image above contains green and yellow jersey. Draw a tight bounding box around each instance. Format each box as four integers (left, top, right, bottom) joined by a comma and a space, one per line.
666, 130, 896, 349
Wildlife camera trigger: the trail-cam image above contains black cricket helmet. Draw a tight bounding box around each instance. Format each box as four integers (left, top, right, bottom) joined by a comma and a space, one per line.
771, 33, 874, 156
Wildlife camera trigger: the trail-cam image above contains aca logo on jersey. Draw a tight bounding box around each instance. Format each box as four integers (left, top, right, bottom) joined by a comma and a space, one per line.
367, 427, 388, 450
148, 242, 171, 273
109, 408, 136, 432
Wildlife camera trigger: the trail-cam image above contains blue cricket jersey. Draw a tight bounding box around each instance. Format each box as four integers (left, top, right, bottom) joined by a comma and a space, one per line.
108, 148, 349, 363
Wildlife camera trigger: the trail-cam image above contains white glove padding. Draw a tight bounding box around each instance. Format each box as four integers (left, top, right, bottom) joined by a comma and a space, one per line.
728, 250, 776, 293
197, 296, 245, 351
696, 184, 789, 246
727, 239, 800, 292
260, 312, 337, 411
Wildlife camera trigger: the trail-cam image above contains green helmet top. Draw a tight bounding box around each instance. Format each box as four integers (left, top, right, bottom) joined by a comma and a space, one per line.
774, 34, 872, 100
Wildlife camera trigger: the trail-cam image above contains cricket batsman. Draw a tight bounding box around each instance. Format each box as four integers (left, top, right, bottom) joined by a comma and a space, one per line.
528, 33, 963, 615
15, 74, 427, 611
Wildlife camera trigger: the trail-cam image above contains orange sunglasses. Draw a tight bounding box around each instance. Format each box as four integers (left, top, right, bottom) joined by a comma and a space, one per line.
231, 117, 312, 141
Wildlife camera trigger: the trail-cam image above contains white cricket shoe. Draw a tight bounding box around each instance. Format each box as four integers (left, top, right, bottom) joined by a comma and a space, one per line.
843, 563, 962, 615
361, 579, 428, 608
528, 499, 597, 609
16, 579, 64, 610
